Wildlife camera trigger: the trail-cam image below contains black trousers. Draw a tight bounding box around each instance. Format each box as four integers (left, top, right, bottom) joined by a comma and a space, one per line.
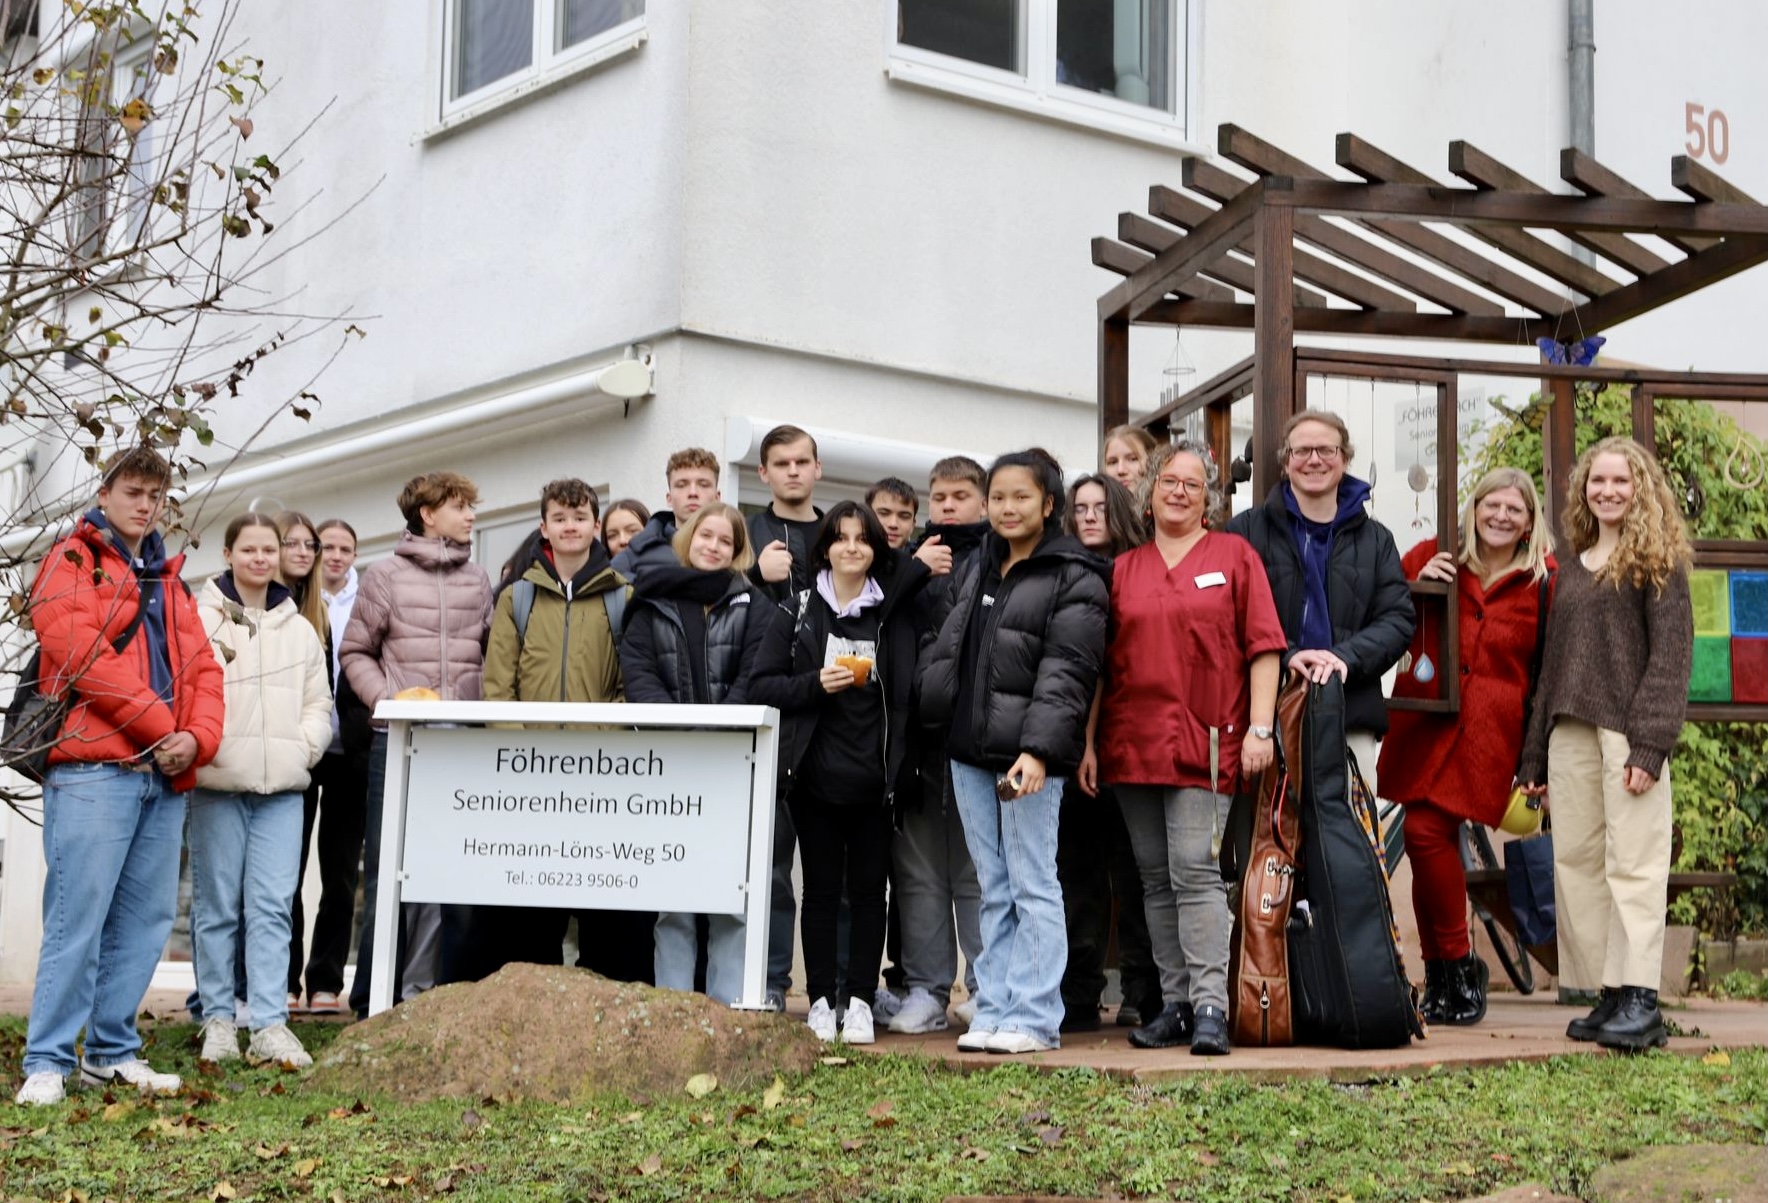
439, 905, 658, 985
288, 748, 370, 997
1056, 781, 1162, 1015
792, 792, 892, 1008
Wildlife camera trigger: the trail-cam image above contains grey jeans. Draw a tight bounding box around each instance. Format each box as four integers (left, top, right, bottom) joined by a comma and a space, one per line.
1116, 785, 1233, 1013
891, 762, 981, 1004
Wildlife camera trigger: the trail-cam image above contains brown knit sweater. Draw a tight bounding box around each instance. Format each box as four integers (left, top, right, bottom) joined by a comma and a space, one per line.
1517, 551, 1692, 781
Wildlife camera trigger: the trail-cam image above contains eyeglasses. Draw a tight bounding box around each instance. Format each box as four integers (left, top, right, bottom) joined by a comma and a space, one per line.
282, 539, 318, 553
1153, 476, 1206, 497
1286, 444, 1344, 463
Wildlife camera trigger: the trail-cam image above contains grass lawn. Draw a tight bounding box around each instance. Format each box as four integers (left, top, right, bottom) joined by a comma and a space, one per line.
1, 1018, 1761, 1202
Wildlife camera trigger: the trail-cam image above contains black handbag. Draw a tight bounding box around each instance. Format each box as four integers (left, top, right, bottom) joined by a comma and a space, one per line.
1504, 827, 1557, 948
3, 605, 148, 783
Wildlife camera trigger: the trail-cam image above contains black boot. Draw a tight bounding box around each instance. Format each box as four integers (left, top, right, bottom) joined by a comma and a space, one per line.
1595, 987, 1668, 1051
1440, 955, 1489, 1026
1189, 1005, 1230, 1056
1420, 960, 1450, 1025
1127, 1001, 1195, 1049
1566, 987, 1622, 1041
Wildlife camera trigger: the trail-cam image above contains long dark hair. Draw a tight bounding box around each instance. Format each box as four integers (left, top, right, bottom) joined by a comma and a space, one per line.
811, 500, 894, 579
1064, 474, 1145, 556
495, 527, 547, 600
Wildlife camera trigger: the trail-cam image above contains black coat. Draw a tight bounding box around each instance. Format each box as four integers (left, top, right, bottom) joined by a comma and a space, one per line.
618, 573, 765, 705
1223, 484, 1415, 735
917, 531, 1109, 776
747, 555, 932, 804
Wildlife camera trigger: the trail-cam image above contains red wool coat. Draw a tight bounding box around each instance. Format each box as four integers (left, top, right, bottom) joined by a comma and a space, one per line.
1378, 539, 1556, 826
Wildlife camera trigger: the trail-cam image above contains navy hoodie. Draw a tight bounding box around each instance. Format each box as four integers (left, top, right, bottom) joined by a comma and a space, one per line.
1281, 476, 1374, 653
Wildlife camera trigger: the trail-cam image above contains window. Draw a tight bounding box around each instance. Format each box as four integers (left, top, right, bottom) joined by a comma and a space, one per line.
890, 0, 1193, 144
443, 0, 645, 112
73, 32, 159, 263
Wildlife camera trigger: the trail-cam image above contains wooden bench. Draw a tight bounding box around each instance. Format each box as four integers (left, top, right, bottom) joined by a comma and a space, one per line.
1464, 869, 1738, 976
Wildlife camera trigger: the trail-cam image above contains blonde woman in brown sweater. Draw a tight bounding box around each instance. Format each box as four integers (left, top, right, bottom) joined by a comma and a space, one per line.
1517, 436, 1692, 1051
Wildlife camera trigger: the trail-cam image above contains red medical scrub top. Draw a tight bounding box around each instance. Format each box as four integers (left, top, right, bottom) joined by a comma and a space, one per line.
1098, 532, 1288, 796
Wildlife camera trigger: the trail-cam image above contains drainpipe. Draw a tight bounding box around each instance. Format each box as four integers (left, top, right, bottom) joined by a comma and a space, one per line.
1568, 0, 1594, 157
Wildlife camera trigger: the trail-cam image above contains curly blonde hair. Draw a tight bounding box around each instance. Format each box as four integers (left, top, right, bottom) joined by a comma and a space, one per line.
1564, 436, 1692, 592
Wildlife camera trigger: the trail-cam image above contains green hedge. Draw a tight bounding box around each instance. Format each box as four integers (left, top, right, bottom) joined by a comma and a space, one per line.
1464, 383, 1767, 937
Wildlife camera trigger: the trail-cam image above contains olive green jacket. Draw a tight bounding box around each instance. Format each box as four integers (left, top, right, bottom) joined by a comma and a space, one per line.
482, 560, 629, 703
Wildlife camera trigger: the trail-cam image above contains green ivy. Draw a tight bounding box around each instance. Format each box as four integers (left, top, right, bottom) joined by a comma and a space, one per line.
1466, 383, 1768, 937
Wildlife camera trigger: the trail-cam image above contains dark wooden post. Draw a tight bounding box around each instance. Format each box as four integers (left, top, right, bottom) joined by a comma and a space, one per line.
1545, 375, 1577, 547
1252, 205, 1296, 498
1098, 317, 1130, 462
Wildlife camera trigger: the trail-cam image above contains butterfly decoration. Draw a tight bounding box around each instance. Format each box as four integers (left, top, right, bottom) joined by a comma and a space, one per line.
1537, 335, 1606, 366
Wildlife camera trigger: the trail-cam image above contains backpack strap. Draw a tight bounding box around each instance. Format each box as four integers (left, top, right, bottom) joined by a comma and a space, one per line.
603, 584, 629, 645
511, 579, 536, 647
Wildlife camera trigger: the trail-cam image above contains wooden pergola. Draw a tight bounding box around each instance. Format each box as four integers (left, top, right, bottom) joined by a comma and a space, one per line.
1094, 126, 1768, 722
1096, 124, 1768, 493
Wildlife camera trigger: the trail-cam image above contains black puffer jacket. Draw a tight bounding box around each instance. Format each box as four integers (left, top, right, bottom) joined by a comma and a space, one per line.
618, 570, 765, 705
1224, 483, 1414, 735
748, 555, 932, 803
917, 531, 1109, 776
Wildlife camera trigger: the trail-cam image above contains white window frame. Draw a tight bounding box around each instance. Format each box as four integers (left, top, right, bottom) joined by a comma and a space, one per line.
884, 0, 1205, 152
435, 0, 646, 131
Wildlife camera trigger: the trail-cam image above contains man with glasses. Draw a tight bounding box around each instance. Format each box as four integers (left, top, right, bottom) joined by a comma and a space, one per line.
1224, 410, 1413, 798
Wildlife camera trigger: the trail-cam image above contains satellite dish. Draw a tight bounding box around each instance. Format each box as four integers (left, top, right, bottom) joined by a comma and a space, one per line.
596, 359, 653, 400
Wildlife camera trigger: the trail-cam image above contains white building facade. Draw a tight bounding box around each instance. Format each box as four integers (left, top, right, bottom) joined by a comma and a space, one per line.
2, 0, 1764, 980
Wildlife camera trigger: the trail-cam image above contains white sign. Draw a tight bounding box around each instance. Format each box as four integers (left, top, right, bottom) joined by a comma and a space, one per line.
400, 726, 760, 914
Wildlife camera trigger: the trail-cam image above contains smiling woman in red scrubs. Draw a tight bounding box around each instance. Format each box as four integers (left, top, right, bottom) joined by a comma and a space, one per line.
1098, 442, 1286, 1057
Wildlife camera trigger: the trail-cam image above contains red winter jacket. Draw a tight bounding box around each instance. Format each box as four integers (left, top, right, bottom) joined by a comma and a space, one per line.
30, 517, 226, 792
1378, 538, 1555, 826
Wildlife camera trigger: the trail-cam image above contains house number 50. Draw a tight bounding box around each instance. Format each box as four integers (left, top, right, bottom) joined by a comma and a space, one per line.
1685, 102, 1730, 165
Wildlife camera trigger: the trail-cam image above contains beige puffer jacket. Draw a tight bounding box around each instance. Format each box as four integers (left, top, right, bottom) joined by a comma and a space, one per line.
194, 577, 333, 795
340, 532, 493, 722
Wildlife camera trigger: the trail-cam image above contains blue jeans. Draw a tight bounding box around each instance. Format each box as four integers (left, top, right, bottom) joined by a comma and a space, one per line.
24, 762, 186, 1076
655, 912, 747, 1004
949, 761, 1066, 1047
188, 789, 304, 1030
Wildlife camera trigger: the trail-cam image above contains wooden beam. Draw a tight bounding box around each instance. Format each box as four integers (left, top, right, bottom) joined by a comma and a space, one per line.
1122, 180, 1266, 321
1671, 155, 1760, 205
1094, 233, 1237, 303
1116, 214, 1303, 304
1267, 176, 1768, 238
1571, 234, 1768, 336
1337, 133, 1618, 299
1140, 299, 1549, 342
1178, 162, 1502, 316
1174, 163, 1419, 312
1133, 194, 1340, 309
1545, 376, 1577, 548
1450, 140, 1670, 278
1559, 148, 1713, 254
1253, 204, 1295, 500
1099, 317, 1129, 446
1217, 123, 1565, 315
1296, 345, 1768, 388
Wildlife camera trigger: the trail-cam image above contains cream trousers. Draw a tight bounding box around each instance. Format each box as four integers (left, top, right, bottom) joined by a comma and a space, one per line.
1546, 719, 1672, 990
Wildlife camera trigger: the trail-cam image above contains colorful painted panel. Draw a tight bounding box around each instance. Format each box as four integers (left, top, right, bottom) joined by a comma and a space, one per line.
1687, 569, 1768, 704
1733, 572, 1767, 637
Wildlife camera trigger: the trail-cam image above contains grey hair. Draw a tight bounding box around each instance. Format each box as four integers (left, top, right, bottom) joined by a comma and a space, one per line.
1146, 439, 1227, 529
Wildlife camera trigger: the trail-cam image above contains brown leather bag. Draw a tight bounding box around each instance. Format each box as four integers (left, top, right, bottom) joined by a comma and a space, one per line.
1228, 675, 1308, 1046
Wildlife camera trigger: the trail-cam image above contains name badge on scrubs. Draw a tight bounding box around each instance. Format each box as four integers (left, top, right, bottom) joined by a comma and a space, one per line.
1194, 571, 1227, 589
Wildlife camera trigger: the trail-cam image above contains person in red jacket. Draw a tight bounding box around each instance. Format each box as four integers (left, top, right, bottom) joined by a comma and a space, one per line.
15, 446, 225, 1106
1379, 467, 1555, 1027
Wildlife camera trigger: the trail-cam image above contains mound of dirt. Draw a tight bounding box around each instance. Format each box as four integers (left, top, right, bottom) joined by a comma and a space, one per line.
308, 963, 821, 1104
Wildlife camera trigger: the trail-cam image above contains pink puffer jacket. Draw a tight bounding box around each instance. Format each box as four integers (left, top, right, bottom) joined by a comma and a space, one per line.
339, 532, 493, 723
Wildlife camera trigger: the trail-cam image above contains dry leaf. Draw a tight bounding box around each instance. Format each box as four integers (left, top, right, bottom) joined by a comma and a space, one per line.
685, 1073, 718, 1099
461, 1108, 483, 1129
101, 1100, 135, 1122
637, 1153, 663, 1177
117, 97, 152, 135
1198, 1150, 1221, 1166
434, 1175, 455, 1193
1037, 1125, 1064, 1146
230, 116, 253, 139
865, 1099, 895, 1120
840, 1138, 866, 1152
1701, 1050, 1731, 1066
293, 1158, 320, 1178
209, 1184, 237, 1202
819, 1056, 849, 1067
960, 1146, 990, 1161
618, 1111, 643, 1124
761, 1076, 787, 1110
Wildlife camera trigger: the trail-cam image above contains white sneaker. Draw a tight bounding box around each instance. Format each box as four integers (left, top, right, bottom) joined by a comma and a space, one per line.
953, 998, 979, 1028
246, 1023, 312, 1069
955, 1027, 995, 1052
887, 988, 950, 1034
15, 1071, 66, 1106
871, 988, 902, 1023
986, 1030, 1056, 1055
199, 1018, 241, 1063
841, 997, 875, 1045
806, 997, 838, 1042
80, 1058, 180, 1094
